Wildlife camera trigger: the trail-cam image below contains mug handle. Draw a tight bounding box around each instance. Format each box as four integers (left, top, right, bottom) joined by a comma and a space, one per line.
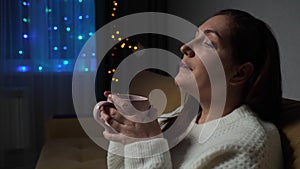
93, 101, 118, 133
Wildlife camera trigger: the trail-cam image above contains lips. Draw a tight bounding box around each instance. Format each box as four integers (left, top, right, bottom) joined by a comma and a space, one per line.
179, 61, 193, 71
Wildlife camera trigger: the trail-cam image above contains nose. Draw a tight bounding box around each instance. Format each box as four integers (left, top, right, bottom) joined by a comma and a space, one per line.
180, 44, 195, 58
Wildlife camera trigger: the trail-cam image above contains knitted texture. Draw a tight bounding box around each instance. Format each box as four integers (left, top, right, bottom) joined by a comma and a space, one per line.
107, 105, 283, 169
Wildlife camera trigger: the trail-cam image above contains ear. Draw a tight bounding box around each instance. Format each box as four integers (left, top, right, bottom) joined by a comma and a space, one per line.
229, 62, 254, 86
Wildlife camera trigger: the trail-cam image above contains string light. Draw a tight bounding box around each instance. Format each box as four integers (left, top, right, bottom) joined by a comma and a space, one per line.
77, 35, 83, 40
111, 53, 115, 56
23, 34, 28, 39
66, 27, 71, 32
18, 50, 23, 55
45, 8, 52, 13
112, 69, 116, 72
128, 45, 132, 49
121, 43, 125, 48
118, 37, 122, 41
53, 26, 58, 30
38, 66, 43, 71
134, 46, 138, 50
111, 13, 115, 17
116, 31, 119, 34
63, 60, 69, 65
111, 35, 115, 39
108, 70, 112, 74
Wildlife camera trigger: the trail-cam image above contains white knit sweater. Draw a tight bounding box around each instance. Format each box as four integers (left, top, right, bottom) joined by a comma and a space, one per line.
107, 105, 283, 169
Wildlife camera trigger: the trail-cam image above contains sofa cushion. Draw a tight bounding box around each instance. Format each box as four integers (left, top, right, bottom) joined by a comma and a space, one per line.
35, 138, 107, 169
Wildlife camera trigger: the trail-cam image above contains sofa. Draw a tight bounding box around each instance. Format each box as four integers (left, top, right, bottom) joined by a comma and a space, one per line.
35, 70, 300, 169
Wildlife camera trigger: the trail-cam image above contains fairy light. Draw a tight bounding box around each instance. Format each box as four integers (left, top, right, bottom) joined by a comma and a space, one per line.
111, 53, 115, 56
128, 45, 132, 49
116, 31, 120, 34
111, 13, 115, 17
121, 43, 125, 48
118, 37, 122, 41
112, 69, 116, 72
134, 46, 138, 50
111, 35, 115, 39
108, 70, 112, 74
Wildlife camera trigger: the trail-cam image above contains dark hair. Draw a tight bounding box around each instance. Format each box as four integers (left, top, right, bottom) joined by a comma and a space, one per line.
214, 9, 282, 124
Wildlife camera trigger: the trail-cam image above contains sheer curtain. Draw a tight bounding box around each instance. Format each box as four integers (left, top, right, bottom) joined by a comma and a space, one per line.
0, 0, 95, 168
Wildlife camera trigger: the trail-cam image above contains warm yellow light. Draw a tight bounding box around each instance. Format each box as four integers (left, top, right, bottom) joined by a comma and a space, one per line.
113, 7, 116, 11
113, 47, 117, 50
114, 2, 117, 6
111, 13, 115, 17
111, 35, 115, 38
128, 45, 132, 49
111, 53, 115, 56
108, 70, 112, 74
116, 31, 120, 34
112, 78, 116, 81
134, 46, 138, 50
126, 38, 129, 41
118, 37, 122, 41
112, 69, 116, 72
115, 79, 119, 82
121, 43, 125, 48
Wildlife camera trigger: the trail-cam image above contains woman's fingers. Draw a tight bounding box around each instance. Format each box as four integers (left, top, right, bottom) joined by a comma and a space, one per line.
104, 91, 111, 97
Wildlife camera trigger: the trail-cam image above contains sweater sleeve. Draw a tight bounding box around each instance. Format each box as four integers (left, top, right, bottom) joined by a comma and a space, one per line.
107, 138, 172, 169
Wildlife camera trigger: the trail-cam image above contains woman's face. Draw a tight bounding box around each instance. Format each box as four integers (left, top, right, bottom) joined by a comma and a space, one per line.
175, 15, 237, 99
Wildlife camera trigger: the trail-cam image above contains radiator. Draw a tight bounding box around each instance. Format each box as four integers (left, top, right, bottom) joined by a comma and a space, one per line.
0, 87, 31, 150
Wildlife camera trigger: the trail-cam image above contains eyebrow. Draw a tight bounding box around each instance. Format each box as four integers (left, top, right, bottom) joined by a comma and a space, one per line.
203, 29, 222, 39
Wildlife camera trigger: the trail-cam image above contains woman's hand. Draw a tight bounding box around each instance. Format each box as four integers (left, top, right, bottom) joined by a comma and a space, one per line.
100, 91, 162, 144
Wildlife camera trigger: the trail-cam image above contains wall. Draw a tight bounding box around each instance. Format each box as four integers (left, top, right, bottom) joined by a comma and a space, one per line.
167, 0, 300, 100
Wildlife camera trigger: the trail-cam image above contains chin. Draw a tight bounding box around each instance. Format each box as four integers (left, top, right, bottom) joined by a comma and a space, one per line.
175, 72, 200, 101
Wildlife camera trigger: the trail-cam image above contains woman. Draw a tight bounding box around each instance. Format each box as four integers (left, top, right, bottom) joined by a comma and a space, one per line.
99, 9, 283, 168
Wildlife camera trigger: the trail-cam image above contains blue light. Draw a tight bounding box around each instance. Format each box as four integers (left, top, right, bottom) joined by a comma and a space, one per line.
92, 52, 96, 56
77, 35, 83, 40
64, 16, 68, 21
53, 26, 58, 30
79, 0, 83, 3
38, 66, 43, 71
57, 64, 62, 68
63, 60, 69, 65
22, 1, 29, 6
88, 32, 93, 36
66, 27, 71, 32
84, 68, 89, 72
53, 46, 58, 51
78, 15, 83, 20
82, 53, 86, 57
18, 50, 23, 55
17, 66, 29, 72
23, 34, 28, 39
63, 46, 68, 50
85, 15, 89, 19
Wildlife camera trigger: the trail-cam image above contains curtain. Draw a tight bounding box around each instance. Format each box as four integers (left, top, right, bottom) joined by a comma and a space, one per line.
0, 0, 95, 168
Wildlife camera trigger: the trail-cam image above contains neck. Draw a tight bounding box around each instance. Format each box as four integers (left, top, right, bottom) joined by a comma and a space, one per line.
197, 93, 243, 124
